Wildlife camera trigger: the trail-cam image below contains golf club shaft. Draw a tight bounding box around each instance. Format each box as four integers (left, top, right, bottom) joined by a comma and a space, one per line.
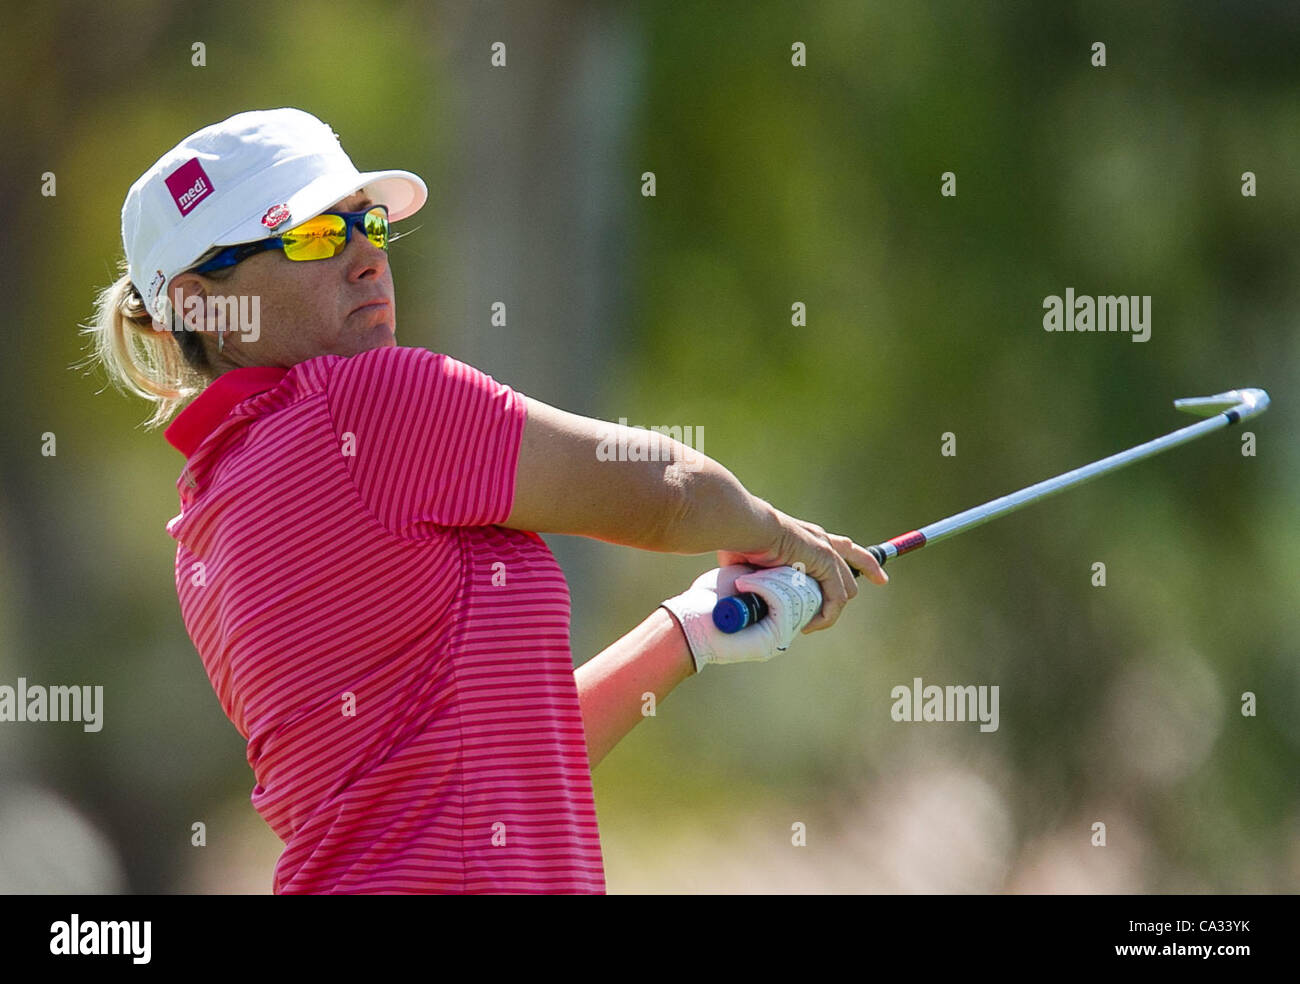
714, 389, 1268, 633
870, 406, 1244, 565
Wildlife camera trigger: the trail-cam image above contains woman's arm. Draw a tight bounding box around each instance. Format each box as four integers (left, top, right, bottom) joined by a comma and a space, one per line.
575, 607, 694, 770
518, 394, 891, 766
503, 394, 885, 633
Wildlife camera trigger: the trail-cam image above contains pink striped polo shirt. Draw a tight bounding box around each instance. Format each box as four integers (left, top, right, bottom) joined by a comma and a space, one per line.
163, 344, 605, 893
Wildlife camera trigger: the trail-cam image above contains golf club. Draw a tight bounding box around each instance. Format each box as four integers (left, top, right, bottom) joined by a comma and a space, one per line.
713, 387, 1271, 633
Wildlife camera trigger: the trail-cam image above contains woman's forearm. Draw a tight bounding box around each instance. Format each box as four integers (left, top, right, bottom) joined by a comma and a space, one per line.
576, 606, 694, 769
652, 456, 780, 556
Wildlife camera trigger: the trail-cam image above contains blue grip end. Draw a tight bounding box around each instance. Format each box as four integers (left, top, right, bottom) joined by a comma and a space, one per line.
713, 593, 769, 633
712, 595, 752, 633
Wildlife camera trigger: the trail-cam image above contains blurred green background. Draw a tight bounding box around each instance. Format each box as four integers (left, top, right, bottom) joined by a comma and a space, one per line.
1, 0, 1296, 892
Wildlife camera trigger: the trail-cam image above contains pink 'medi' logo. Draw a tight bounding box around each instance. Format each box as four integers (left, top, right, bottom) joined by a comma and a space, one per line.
165, 158, 214, 216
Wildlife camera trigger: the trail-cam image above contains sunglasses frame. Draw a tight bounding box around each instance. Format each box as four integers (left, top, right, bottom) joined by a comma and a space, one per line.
192, 204, 390, 274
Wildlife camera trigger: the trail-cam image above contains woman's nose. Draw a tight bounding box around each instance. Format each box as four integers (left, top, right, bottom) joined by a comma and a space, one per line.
346, 223, 388, 278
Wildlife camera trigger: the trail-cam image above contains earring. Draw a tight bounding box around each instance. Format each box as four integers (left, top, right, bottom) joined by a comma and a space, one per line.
218, 328, 225, 353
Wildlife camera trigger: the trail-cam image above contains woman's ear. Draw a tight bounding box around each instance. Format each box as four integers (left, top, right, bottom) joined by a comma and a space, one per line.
165, 272, 211, 332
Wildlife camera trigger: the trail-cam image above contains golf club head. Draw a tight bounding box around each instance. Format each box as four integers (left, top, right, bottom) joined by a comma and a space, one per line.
1173, 388, 1270, 421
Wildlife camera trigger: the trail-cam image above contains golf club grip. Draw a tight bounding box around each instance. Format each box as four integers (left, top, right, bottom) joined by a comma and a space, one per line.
711, 546, 886, 634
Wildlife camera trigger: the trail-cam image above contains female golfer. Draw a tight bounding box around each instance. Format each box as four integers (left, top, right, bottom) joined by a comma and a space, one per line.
84, 108, 887, 894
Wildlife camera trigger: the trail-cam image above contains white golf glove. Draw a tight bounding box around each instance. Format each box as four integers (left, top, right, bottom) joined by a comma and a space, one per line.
659, 564, 825, 673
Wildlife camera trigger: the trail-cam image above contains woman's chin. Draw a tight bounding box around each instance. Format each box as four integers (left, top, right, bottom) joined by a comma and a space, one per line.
360, 321, 397, 350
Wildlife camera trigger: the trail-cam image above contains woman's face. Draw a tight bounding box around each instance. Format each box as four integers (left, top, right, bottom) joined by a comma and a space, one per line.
168, 190, 397, 372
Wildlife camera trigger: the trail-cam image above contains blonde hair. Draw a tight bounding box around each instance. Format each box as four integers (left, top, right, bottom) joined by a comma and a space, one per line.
77, 257, 224, 430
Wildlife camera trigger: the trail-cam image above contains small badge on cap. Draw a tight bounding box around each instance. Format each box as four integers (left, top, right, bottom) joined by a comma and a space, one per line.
261, 203, 291, 230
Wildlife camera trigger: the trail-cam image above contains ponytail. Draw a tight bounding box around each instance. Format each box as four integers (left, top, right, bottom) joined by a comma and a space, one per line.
76, 260, 214, 430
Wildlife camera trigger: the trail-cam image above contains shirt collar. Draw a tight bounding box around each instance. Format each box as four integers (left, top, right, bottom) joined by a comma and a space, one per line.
164, 366, 289, 458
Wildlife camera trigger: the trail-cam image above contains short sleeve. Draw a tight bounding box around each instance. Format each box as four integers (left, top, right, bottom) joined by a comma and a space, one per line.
326, 346, 527, 536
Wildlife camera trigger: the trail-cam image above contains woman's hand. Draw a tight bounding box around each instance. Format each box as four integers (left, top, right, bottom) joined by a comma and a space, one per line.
717, 506, 888, 634
660, 564, 826, 672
